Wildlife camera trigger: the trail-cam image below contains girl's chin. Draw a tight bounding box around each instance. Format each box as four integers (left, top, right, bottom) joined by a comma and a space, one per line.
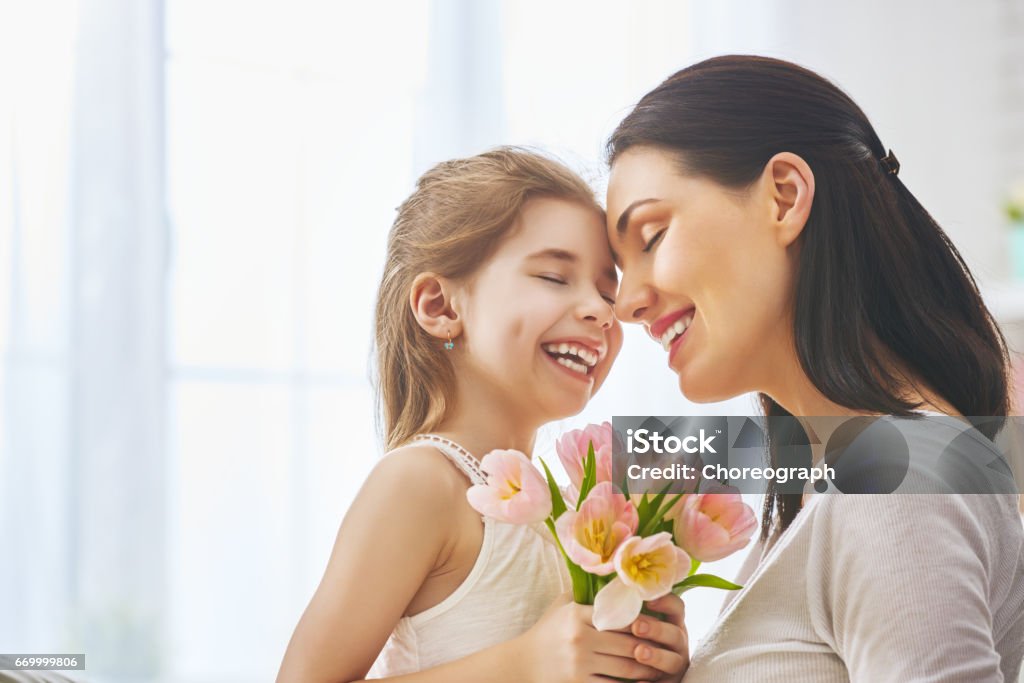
538, 390, 590, 422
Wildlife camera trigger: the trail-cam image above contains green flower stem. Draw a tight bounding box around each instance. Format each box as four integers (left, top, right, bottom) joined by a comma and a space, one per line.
544, 517, 590, 604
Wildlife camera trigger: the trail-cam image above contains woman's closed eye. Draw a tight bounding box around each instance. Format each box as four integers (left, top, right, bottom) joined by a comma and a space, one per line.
642, 227, 667, 253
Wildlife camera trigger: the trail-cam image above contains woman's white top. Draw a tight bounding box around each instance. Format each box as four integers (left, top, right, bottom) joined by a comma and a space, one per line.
367, 434, 569, 678
685, 414, 1024, 682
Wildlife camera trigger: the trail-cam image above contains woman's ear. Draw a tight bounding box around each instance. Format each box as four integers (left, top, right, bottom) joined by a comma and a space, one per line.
763, 152, 815, 247
409, 272, 462, 340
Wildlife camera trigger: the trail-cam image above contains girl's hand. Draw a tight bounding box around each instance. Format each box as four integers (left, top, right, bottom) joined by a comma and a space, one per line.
517, 593, 666, 683
626, 594, 689, 682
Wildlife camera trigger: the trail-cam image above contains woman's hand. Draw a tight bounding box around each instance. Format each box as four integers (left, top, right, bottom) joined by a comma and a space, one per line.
626, 594, 689, 682
516, 593, 668, 683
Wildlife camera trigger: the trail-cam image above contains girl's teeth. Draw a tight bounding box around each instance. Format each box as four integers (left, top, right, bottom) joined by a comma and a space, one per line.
556, 356, 588, 375
542, 343, 598, 368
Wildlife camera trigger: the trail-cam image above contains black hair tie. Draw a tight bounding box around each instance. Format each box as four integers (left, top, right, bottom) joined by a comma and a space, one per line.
880, 149, 900, 176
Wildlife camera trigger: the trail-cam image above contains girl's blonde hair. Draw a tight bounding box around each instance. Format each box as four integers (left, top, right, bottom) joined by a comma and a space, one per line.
373, 146, 601, 451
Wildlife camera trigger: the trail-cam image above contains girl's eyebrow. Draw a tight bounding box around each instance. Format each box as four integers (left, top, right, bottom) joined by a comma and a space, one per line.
526, 248, 617, 285
526, 247, 578, 263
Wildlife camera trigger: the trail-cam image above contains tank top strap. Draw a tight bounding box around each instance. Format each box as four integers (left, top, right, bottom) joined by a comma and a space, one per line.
411, 434, 488, 486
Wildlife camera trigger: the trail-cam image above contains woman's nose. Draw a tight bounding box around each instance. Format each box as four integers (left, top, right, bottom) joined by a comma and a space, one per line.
614, 280, 654, 323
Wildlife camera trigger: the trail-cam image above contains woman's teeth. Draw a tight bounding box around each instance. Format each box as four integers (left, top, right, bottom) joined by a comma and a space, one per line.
660, 313, 694, 351
542, 343, 598, 376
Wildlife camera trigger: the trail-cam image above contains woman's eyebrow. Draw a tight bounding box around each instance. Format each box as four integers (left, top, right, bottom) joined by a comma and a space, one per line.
615, 198, 661, 235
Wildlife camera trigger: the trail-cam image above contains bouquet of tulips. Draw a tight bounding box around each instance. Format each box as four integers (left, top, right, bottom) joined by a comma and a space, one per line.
467, 422, 757, 630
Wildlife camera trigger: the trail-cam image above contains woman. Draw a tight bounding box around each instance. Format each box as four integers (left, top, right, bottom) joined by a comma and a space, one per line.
605, 55, 1024, 681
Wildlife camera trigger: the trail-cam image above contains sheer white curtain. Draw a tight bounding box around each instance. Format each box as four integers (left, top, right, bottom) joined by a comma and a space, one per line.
0, 0, 83, 655
0, 0, 167, 677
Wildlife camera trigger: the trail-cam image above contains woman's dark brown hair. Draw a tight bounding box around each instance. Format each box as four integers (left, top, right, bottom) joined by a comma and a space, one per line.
607, 55, 1010, 538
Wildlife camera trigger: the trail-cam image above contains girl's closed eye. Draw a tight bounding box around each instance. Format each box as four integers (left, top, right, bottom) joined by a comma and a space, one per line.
537, 273, 615, 306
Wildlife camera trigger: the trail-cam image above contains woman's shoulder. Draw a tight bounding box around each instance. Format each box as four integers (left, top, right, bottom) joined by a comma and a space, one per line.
810, 491, 1021, 528
807, 492, 1023, 567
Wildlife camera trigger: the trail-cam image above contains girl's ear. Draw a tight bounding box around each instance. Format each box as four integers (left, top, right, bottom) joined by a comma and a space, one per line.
409, 272, 462, 340
762, 152, 815, 248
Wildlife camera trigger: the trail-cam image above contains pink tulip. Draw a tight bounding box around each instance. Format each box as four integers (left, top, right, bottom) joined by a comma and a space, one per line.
556, 422, 616, 504
671, 493, 757, 562
466, 449, 552, 524
592, 532, 690, 631
554, 482, 638, 575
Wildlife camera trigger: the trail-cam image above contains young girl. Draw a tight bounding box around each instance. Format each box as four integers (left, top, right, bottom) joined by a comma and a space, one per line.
277, 148, 689, 682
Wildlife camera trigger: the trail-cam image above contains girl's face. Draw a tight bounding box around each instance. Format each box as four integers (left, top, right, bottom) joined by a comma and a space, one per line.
605, 146, 796, 402
457, 197, 623, 423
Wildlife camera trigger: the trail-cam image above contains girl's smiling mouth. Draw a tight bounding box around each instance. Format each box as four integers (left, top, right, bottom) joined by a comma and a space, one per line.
541, 339, 602, 379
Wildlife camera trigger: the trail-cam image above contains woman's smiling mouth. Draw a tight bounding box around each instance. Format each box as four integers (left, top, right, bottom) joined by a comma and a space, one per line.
659, 311, 694, 351
647, 307, 696, 366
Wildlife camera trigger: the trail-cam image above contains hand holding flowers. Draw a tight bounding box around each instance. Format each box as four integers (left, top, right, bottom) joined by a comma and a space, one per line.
468, 420, 757, 635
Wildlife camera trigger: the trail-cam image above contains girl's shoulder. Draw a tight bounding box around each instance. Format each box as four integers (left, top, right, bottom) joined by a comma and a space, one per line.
366, 442, 473, 516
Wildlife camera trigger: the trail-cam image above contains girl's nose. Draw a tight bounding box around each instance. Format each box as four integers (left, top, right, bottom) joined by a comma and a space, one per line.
581, 299, 615, 329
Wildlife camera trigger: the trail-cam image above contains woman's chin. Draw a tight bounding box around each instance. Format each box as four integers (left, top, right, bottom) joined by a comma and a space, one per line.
676, 367, 735, 404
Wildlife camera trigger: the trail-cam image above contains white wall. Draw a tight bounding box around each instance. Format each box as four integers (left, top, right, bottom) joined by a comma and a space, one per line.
690, 0, 1017, 283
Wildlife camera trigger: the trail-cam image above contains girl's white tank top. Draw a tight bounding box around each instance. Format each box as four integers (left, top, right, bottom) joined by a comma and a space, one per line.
366, 434, 569, 678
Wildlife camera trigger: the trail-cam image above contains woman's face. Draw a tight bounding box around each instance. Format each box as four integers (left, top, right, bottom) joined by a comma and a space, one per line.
606, 146, 797, 402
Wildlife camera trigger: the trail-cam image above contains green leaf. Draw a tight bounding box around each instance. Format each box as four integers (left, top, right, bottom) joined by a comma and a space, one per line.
637, 482, 673, 534
636, 492, 651, 520
688, 557, 701, 577
640, 491, 684, 536
653, 518, 674, 535
654, 492, 684, 520
539, 458, 567, 520
672, 573, 742, 595
572, 563, 590, 604
577, 441, 597, 508
545, 518, 591, 604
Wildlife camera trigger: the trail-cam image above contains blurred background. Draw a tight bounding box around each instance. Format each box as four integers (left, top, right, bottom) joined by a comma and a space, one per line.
1, 0, 1023, 681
